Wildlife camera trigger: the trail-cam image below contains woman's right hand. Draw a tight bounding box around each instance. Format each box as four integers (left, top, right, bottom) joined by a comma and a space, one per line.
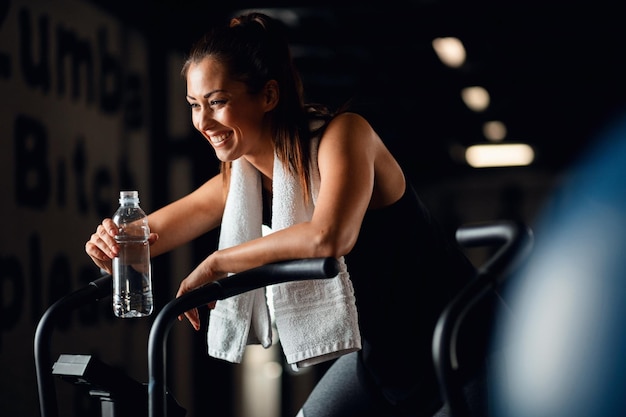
86, 218, 159, 274
85, 218, 120, 274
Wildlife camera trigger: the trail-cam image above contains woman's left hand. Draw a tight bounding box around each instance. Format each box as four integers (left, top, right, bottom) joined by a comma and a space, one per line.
176, 256, 222, 330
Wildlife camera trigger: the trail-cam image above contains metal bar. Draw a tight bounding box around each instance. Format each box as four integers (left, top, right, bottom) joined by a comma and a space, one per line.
34, 275, 112, 417
432, 221, 533, 417
148, 257, 340, 417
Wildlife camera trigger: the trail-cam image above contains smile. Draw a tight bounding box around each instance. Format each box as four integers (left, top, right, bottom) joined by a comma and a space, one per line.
210, 131, 232, 144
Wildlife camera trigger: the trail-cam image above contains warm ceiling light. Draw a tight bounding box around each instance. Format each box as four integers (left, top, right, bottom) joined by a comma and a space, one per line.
465, 143, 534, 168
432, 37, 466, 68
461, 86, 490, 112
483, 120, 507, 141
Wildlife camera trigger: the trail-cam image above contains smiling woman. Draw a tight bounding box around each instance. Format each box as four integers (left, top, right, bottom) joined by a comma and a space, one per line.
183, 55, 277, 165
85, 11, 478, 417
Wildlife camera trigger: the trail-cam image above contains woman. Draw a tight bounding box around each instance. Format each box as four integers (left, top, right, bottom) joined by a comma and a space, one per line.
86, 12, 475, 416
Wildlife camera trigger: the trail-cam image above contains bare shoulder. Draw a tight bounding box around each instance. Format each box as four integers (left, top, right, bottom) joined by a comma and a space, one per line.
320, 112, 379, 147
319, 111, 405, 208
326, 111, 373, 132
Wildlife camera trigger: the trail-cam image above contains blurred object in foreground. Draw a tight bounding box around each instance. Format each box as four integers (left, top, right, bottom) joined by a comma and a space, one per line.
493, 107, 626, 417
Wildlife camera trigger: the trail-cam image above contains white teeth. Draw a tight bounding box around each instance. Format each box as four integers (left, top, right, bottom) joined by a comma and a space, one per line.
210, 132, 231, 143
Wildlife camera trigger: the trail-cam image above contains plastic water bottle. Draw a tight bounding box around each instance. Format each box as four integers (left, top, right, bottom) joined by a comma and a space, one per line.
112, 190, 153, 318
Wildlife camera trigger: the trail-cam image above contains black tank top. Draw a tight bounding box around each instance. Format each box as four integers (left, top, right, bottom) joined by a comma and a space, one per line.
262, 179, 475, 408
345, 183, 475, 407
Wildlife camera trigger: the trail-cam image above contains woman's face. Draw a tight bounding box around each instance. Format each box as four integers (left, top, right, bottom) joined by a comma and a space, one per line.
185, 57, 273, 162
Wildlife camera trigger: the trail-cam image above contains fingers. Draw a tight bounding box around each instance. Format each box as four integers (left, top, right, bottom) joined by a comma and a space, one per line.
148, 232, 159, 246
187, 309, 200, 330
99, 219, 119, 255
176, 276, 207, 331
178, 308, 201, 331
85, 218, 119, 273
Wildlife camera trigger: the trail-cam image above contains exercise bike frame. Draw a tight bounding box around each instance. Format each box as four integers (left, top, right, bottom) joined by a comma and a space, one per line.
34, 257, 339, 417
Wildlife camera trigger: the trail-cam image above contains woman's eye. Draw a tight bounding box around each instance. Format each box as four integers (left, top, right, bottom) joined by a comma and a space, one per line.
210, 99, 227, 106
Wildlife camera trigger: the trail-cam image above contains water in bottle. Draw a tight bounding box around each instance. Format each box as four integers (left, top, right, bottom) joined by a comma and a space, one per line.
112, 190, 153, 318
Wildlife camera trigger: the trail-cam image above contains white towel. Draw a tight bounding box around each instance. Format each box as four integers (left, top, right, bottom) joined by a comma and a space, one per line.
207, 140, 361, 368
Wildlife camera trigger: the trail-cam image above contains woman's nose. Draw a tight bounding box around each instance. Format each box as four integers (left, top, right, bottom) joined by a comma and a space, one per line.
195, 107, 215, 131
197, 109, 216, 131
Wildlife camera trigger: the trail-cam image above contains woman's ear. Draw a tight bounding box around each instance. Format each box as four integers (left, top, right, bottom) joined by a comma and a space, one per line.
263, 80, 279, 111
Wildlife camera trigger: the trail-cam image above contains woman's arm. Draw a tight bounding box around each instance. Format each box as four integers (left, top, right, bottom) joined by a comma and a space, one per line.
177, 113, 403, 298
148, 173, 226, 257
85, 173, 226, 272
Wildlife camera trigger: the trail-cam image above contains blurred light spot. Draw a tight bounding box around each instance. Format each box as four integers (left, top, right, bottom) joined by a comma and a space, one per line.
461, 86, 490, 112
484, 120, 507, 141
432, 36, 466, 68
263, 361, 283, 379
465, 143, 534, 167
241, 345, 282, 417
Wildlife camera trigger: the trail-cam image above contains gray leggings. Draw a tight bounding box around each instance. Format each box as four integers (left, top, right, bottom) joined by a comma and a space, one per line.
297, 352, 449, 417
297, 352, 382, 417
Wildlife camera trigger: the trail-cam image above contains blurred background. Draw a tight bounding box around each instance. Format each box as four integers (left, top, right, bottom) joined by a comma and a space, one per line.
1, 0, 625, 416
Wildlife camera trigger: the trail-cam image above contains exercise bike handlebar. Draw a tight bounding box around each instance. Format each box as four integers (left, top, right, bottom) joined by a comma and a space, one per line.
432, 220, 534, 417
35, 275, 113, 417
455, 220, 533, 285
148, 257, 340, 417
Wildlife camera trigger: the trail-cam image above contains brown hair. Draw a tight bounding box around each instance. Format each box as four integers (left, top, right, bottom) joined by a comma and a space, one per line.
181, 12, 334, 201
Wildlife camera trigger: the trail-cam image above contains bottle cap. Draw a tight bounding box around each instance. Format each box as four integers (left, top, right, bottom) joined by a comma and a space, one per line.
119, 190, 139, 204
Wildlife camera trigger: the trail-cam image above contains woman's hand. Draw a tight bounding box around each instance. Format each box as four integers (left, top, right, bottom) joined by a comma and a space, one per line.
85, 218, 158, 274
176, 255, 223, 330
